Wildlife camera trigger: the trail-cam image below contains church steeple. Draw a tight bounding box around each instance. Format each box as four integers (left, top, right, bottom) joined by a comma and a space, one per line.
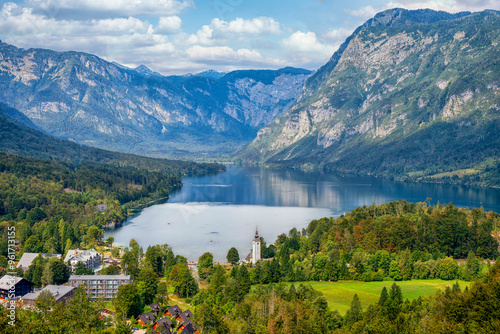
252, 227, 261, 265
254, 227, 260, 241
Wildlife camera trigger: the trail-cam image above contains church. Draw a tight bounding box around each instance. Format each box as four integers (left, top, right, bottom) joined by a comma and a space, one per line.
245, 228, 261, 265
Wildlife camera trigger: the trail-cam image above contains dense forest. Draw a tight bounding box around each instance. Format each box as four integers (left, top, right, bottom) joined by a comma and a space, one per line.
242, 201, 499, 286
199, 261, 500, 333
0, 106, 223, 173
2, 198, 499, 333
190, 201, 500, 333
0, 151, 223, 273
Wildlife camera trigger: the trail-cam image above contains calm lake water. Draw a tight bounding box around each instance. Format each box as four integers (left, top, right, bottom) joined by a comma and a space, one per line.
105, 166, 500, 262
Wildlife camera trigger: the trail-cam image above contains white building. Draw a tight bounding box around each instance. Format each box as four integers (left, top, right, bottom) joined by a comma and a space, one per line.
252, 228, 261, 265
64, 249, 102, 272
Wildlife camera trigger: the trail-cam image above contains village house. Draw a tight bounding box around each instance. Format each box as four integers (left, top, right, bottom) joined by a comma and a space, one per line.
178, 320, 199, 334
176, 309, 194, 323
163, 304, 182, 317
64, 249, 102, 272
22, 285, 75, 307
153, 317, 173, 332
137, 312, 156, 326
95, 204, 108, 213
149, 302, 162, 316
0, 275, 34, 300
68, 274, 131, 300
16, 253, 62, 272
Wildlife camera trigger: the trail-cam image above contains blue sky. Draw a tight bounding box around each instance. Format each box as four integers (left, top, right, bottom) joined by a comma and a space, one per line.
0, 0, 498, 74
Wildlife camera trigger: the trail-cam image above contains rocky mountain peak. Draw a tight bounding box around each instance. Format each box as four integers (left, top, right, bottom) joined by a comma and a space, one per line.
238, 9, 500, 184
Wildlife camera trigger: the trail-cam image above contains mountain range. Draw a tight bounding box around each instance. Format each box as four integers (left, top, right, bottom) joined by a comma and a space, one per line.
238, 9, 500, 185
0, 43, 310, 158
0, 8, 499, 186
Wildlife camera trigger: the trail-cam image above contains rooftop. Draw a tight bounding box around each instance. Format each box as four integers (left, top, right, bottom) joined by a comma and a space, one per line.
69, 275, 131, 280
0, 275, 24, 290
23, 285, 75, 302
64, 249, 101, 263
138, 312, 156, 324
17, 253, 61, 270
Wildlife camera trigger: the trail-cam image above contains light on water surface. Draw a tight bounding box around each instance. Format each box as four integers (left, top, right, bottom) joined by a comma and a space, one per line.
105, 166, 500, 262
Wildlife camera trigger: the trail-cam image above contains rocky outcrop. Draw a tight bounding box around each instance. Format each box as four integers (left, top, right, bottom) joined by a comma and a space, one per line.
238, 9, 500, 179
0, 43, 310, 157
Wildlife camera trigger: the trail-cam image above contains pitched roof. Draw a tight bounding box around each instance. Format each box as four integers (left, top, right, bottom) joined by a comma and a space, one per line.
96, 204, 108, 212
0, 275, 33, 291
22, 285, 75, 302
158, 323, 172, 334
167, 305, 182, 316
155, 317, 173, 327
180, 310, 193, 322
180, 322, 196, 334
64, 249, 101, 264
0, 275, 23, 290
16, 253, 61, 271
138, 312, 155, 324
150, 302, 162, 312
177, 320, 195, 331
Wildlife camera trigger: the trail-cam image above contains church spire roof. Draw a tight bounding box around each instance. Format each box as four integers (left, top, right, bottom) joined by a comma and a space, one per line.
254, 228, 260, 242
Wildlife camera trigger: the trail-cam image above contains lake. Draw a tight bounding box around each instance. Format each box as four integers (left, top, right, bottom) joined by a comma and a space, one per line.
105, 166, 500, 262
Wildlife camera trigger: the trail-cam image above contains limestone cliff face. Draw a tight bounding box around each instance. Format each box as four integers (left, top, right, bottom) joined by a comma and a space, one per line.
0, 43, 310, 157
239, 9, 500, 179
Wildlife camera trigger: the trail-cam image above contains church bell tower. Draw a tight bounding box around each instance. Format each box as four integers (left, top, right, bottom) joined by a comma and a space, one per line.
252, 228, 261, 265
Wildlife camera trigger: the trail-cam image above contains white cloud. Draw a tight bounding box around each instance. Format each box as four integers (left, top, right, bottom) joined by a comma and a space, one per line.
282, 31, 329, 53
346, 0, 500, 19
90, 17, 152, 35
211, 17, 281, 35
188, 25, 214, 45
155, 16, 182, 34
321, 28, 353, 43
187, 45, 259, 62
28, 0, 194, 17
280, 31, 336, 67
0, 5, 152, 38
345, 6, 381, 19
188, 17, 281, 45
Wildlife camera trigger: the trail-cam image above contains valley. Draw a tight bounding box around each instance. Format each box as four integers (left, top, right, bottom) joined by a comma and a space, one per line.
1, 6, 500, 334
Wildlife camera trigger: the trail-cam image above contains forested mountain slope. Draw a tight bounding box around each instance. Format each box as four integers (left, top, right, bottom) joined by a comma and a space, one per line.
239, 9, 500, 187
0, 103, 224, 174
0, 41, 310, 157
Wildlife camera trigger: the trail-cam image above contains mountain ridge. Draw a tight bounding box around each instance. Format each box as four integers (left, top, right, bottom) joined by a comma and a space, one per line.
238, 9, 500, 187
0, 42, 311, 158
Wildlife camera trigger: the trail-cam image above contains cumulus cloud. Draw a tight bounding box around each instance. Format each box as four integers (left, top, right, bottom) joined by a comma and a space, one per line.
155, 16, 182, 34
0, 3, 289, 74
280, 31, 336, 67
185, 45, 284, 67
188, 25, 214, 45
0, 4, 153, 40
345, 5, 381, 19
188, 17, 281, 45
346, 0, 500, 19
282, 31, 330, 54
321, 28, 353, 43
28, 0, 194, 18
211, 17, 281, 35
187, 45, 261, 62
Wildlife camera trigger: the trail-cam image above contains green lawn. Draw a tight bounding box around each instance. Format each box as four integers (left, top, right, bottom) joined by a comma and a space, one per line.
302, 280, 471, 315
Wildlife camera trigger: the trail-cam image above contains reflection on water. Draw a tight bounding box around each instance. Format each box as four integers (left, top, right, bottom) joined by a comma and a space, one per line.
105, 166, 500, 261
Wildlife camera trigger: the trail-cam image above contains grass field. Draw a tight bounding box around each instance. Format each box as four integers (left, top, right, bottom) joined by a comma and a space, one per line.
425, 168, 480, 179
299, 280, 471, 315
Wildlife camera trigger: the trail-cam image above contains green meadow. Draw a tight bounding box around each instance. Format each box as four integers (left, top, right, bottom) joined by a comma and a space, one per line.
299, 280, 471, 315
